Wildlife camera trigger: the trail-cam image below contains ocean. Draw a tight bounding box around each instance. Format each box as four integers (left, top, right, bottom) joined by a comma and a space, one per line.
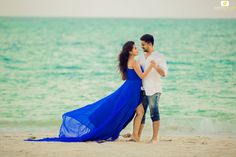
0, 17, 236, 136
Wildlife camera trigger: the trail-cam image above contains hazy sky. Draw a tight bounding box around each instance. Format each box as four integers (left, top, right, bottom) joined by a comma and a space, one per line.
0, 0, 235, 18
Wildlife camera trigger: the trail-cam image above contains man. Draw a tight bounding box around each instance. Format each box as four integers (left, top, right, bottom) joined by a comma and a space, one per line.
138, 34, 168, 144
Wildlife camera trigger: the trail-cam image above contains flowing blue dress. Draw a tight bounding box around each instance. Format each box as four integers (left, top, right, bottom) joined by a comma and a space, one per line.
26, 68, 142, 142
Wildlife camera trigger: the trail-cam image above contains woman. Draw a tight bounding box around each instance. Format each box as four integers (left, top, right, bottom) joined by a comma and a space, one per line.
26, 41, 155, 142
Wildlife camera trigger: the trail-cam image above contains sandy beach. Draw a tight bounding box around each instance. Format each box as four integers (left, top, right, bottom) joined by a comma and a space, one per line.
0, 131, 236, 157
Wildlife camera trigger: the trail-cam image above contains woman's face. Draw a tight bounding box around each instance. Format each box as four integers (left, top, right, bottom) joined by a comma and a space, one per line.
131, 44, 138, 56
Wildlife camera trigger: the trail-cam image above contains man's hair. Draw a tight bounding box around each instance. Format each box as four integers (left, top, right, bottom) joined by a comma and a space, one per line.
140, 34, 154, 45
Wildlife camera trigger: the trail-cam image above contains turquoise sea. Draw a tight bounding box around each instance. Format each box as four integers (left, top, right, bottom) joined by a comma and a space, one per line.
0, 17, 236, 136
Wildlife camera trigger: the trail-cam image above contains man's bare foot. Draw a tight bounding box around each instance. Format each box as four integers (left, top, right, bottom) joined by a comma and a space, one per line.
147, 138, 159, 144
147, 139, 158, 144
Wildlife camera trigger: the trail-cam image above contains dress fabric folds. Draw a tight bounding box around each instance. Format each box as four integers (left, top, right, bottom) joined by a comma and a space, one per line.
26, 68, 142, 142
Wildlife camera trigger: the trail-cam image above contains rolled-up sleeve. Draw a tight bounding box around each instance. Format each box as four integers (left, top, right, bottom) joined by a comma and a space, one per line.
158, 55, 168, 77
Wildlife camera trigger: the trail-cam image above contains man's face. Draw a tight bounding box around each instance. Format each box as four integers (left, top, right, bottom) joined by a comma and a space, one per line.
141, 40, 149, 52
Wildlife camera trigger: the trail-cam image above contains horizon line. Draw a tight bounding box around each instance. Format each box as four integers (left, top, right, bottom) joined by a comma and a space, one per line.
0, 15, 236, 20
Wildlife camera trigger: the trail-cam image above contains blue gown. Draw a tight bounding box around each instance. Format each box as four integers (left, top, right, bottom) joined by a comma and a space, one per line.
26, 68, 142, 142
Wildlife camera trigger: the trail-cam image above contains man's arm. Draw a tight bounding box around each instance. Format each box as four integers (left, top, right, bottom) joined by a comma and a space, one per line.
153, 55, 168, 77
154, 66, 166, 77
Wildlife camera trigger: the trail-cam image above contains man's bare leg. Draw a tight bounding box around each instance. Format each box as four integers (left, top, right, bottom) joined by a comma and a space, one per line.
149, 121, 160, 144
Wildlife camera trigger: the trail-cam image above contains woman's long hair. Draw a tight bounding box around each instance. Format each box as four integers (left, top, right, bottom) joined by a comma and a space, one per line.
118, 41, 134, 80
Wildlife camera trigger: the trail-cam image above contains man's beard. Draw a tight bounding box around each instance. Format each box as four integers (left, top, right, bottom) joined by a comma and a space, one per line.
143, 48, 148, 52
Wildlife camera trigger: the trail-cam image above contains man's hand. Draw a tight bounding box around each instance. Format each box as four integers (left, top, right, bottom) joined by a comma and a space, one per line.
151, 61, 165, 77
150, 60, 157, 68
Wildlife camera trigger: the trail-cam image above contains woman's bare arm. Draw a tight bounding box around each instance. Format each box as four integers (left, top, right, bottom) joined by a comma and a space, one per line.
133, 60, 155, 79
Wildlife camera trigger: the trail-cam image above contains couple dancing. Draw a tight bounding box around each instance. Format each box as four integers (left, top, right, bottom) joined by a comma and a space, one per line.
26, 34, 168, 143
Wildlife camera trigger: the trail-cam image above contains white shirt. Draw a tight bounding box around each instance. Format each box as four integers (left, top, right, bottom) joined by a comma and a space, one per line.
140, 51, 168, 96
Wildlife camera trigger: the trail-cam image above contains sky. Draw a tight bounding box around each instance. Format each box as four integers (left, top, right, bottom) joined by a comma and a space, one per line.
0, 0, 235, 18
